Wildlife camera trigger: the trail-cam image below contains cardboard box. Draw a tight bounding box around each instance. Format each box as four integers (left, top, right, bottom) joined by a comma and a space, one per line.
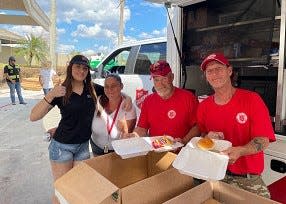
55, 152, 194, 204
164, 181, 281, 204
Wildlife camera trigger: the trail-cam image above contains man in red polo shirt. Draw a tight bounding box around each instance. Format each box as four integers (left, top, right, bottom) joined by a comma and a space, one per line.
129, 60, 199, 144
197, 53, 276, 198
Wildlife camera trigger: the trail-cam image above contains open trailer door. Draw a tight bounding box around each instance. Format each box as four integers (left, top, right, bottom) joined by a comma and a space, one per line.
146, 0, 206, 87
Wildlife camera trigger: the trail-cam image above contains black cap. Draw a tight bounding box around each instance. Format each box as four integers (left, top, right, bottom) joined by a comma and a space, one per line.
9, 56, 16, 61
69, 55, 90, 68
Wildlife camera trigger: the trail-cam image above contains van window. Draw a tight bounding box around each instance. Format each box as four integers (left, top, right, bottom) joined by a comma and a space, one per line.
103, 49, 131, 74
134, 42, 166, 75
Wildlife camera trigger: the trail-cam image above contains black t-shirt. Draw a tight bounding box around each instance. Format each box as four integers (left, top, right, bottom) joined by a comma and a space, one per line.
51, 83, 104, 144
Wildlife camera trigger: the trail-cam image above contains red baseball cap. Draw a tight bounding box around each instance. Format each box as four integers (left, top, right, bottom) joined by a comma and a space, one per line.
201, 53, 230, 71
150, 60, 172, 77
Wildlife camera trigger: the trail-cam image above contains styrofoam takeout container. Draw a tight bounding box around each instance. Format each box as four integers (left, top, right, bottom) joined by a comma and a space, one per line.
187, 137, 232, 152
112, 136, 184, 159
112, 137, 152, 159
172, 137, 232, 180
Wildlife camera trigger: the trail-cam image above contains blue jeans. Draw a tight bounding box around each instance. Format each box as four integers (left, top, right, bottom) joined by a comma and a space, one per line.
43, 88, 52, 95
7, 81, 24, 103
49, 139, 90, 162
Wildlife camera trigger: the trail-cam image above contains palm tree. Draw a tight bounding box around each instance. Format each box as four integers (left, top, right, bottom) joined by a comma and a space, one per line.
15, 34, 48, 67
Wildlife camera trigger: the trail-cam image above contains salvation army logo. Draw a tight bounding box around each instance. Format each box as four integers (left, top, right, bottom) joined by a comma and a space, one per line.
236, 112, 248, 124
135, 88, 148, 109
168, 110, 176, 119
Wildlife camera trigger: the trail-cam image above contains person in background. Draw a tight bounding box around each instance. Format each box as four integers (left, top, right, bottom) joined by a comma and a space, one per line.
3, 56, 27, 105
197, 53, 276, 198
39, 60, 58, 95
30, 55, 97, 204
90, 73, 137, 155
126, 60, 199, 144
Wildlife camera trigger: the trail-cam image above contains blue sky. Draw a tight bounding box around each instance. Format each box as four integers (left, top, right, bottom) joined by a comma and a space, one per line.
0, 0, 167, 56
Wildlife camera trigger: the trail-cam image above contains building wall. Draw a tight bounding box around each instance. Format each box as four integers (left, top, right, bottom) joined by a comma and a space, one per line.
0, 46, 27, 65
0, 46, 70, 67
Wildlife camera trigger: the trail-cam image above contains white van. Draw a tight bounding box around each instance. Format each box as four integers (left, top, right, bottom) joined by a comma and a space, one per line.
92, 37, 166, 110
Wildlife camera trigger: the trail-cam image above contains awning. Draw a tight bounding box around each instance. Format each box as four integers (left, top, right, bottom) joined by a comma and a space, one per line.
0, 0, 50, 31
0, 29, 24, 44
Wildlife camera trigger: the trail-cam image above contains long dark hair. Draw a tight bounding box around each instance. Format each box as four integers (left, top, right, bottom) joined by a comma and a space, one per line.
62, 58, 97, 106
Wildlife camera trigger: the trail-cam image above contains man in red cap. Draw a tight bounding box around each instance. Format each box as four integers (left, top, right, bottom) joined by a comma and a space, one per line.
197, 53, 276, 198
127, 60, 199, 144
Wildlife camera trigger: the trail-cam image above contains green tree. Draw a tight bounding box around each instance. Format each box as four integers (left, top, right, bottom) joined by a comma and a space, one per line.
15, 34, 48, 67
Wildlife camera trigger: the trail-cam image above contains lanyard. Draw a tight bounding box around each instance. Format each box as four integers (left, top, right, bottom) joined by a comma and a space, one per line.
106, 98, 122, 136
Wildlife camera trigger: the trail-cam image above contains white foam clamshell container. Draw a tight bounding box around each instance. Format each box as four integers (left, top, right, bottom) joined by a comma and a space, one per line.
112, 136, 184, 159
173, 137, 232, 181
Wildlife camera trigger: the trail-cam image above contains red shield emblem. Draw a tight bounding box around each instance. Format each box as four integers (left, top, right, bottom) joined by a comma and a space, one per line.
136, 88, 148, 109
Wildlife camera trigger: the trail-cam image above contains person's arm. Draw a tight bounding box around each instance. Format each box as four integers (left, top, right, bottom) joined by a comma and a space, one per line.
3, 66, 15, 83
47, 127, 57, 137
30, 93, 54, 121
3, 72, 11, 81
126, 119, 136, 133
30, 84, 66, 121
117, 118, 136, 136
121, 126, 147, 138
222, 137, 269, 164
181, 125, 200, 144
133, 127, 148, 136
121, 92, 132, 111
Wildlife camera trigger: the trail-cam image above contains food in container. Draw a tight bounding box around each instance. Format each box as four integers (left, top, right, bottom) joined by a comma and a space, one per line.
152, 136, 174, 149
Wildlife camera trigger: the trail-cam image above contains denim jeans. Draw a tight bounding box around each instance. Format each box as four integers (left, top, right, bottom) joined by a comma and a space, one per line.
7, 81, 24, 103
49, 139, 90, 162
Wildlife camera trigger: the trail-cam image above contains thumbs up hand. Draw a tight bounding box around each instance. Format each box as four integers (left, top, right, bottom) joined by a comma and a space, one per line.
50, 78, 66, 98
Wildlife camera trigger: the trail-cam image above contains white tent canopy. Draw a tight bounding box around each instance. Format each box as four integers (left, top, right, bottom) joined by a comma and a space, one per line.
0, 0, 50, 31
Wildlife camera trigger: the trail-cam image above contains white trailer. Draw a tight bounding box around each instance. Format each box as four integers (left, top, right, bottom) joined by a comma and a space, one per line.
148, 0, 285, 202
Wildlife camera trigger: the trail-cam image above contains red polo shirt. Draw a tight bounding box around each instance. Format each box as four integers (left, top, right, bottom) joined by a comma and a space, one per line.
197, 89, 276, 175
138, 87, 198, 139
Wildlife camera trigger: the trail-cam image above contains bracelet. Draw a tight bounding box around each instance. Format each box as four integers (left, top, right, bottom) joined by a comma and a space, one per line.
43, 97, 52, 105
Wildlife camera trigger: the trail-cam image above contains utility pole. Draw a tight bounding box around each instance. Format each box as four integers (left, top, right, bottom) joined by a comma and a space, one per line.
50, 0, 57, 71
118, 0, 125, 45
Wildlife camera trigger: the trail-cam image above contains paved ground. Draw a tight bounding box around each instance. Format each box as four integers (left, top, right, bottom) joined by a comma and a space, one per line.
0, 85, 56, 204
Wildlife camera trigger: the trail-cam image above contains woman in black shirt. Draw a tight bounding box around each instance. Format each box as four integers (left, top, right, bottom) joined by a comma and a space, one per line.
30, 55, 97, 204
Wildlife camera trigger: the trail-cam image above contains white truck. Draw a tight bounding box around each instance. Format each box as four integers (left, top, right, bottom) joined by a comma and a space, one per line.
147, 0, 285, 202
93, 37, 166, 110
